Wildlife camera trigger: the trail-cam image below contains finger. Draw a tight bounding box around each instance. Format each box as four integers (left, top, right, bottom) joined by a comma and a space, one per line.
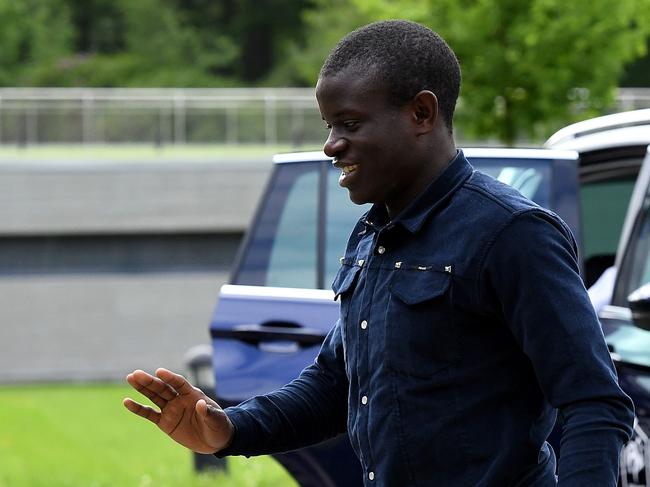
126, 378, 168, 409
123, 398, 161, 425
129, 369, 179, 399
155, 368, 195, 395
128, 370, 179, 402
126, 377, 174, 410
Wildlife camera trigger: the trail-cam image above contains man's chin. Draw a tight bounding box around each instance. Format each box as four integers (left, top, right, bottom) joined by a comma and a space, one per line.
346, 190, 370, 206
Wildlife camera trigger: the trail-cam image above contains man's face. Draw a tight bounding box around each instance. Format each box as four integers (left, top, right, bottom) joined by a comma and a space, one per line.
316, 69, 431, 216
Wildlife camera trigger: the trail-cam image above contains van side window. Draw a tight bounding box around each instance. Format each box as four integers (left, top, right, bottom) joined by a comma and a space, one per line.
234, 162, 320, 288
266, 170, 319, 288
580, 177, 636, 287
325, 168, 369, 286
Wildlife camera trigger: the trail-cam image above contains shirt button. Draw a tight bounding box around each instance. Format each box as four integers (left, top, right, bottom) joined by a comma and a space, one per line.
377, 246, 385, 254
360, 320, 368, 330
368, 472, 375, 481
361, 395, 368, 405
358, 259, 365, 267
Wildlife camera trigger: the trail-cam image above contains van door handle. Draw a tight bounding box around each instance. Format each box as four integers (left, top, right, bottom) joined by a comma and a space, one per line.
210, 323, 327, 346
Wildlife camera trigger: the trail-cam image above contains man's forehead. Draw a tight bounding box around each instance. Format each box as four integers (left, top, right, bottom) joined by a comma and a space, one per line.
317, 66, 385, 96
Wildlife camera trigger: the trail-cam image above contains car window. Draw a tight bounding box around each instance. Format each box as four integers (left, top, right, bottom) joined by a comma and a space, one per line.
234, 162, 320, 288
580, 178, 636, 287
326, 169, 369, 286
618, 188, 650, 300
266, 170, 319, 288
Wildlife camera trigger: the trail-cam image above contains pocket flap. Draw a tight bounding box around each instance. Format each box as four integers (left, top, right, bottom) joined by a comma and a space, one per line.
390, 269, 450, 305
332, 264, 361, 300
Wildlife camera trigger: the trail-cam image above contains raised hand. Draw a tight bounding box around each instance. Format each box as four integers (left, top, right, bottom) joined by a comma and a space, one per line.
123, 368, 234, 454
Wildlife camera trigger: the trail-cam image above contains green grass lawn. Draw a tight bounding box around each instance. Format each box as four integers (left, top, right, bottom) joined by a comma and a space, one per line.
0, 144, 318, 163
0, 383, 298, 487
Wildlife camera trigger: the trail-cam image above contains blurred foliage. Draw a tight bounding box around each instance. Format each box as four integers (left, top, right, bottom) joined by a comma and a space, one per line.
1, 0, 312, 88
266, 0, 372, 86
621, 39, 650, 87
280, 0, 650, 144
0, 0, 73, 85
0, 0, 649, 142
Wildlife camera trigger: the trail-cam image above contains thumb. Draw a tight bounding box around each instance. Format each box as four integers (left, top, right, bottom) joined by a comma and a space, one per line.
195, 399, 234, 452
195, 398, 210, 418
195, 399, 223, 426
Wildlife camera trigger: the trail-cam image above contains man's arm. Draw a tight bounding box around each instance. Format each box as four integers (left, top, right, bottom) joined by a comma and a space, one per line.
218, 319, 349, 457
481, 209, 635, 485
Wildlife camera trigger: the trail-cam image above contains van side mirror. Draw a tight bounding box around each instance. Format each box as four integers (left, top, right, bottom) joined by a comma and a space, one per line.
628, 282, 650, 330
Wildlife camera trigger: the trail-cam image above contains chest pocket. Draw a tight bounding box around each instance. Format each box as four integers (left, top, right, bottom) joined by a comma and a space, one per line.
386, 267, 458, 378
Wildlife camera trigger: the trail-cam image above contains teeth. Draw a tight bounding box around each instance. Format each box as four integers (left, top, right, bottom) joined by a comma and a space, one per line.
342, 165, 359, 175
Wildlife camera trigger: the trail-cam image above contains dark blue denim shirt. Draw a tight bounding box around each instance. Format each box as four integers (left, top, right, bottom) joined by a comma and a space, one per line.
222, 151, 634, 486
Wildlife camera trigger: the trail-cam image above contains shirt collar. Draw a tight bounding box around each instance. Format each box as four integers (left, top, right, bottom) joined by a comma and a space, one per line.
362, 150, 473, 234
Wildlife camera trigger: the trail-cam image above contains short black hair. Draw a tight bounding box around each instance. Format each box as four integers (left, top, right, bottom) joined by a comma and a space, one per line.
320, 20, 461, 132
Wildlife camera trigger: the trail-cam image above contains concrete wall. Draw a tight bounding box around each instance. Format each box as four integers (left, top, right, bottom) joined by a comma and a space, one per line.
0, 157, 271, 235
0, 272, 227, 382
0, 155, 272, 383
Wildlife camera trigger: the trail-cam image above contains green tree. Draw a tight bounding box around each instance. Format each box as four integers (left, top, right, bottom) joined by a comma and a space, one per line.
0, 0, 317, 88
173, 0, 315, 83
118, 0, 238, 86
621, 40, 650, 87
32, 0, 240, 87
21, 0, 313, 87
0, 0, 73, 86
286, 0, 650, 144
271, 0, 371, 85
66, 0, 126, 54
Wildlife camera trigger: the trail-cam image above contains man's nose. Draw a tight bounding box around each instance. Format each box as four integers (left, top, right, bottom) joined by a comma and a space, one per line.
323, 131, 347, 157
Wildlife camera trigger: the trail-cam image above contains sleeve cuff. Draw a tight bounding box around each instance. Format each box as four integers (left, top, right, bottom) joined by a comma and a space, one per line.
214, 406, 252, 458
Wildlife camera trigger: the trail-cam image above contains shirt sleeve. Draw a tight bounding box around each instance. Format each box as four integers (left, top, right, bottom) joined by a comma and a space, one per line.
216, 319, 349, 457
480, 209, 634, 486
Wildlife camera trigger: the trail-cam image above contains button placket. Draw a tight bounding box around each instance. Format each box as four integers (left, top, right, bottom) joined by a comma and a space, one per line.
352, 234, 379, 480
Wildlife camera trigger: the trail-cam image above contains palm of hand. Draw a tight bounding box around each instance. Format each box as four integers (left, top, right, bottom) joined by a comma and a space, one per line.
124, 368, 233, 454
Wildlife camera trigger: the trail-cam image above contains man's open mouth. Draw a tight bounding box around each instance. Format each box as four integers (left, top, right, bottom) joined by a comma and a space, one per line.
341, 164, 359, 176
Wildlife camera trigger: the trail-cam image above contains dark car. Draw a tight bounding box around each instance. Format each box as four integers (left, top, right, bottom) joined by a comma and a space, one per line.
598, 146, 650, 485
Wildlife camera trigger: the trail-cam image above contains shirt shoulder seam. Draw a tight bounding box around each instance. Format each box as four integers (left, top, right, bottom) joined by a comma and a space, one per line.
474, 207, 550, 306
463, 179, 522, 215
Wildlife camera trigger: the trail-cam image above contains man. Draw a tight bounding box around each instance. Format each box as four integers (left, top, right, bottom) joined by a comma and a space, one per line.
124, 20, 634, 485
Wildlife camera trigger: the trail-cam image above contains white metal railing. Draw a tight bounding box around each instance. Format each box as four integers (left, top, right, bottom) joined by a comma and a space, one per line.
0, 87, 648, 146
616, 88, 650, 112
0, 87, 322, 147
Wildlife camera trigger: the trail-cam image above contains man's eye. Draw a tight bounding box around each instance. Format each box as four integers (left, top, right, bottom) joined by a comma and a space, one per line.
343, 121, 359, 130
325, 123, 332, 130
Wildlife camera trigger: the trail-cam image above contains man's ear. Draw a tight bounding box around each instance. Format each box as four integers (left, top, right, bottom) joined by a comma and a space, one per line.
411, 90, 438, 135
